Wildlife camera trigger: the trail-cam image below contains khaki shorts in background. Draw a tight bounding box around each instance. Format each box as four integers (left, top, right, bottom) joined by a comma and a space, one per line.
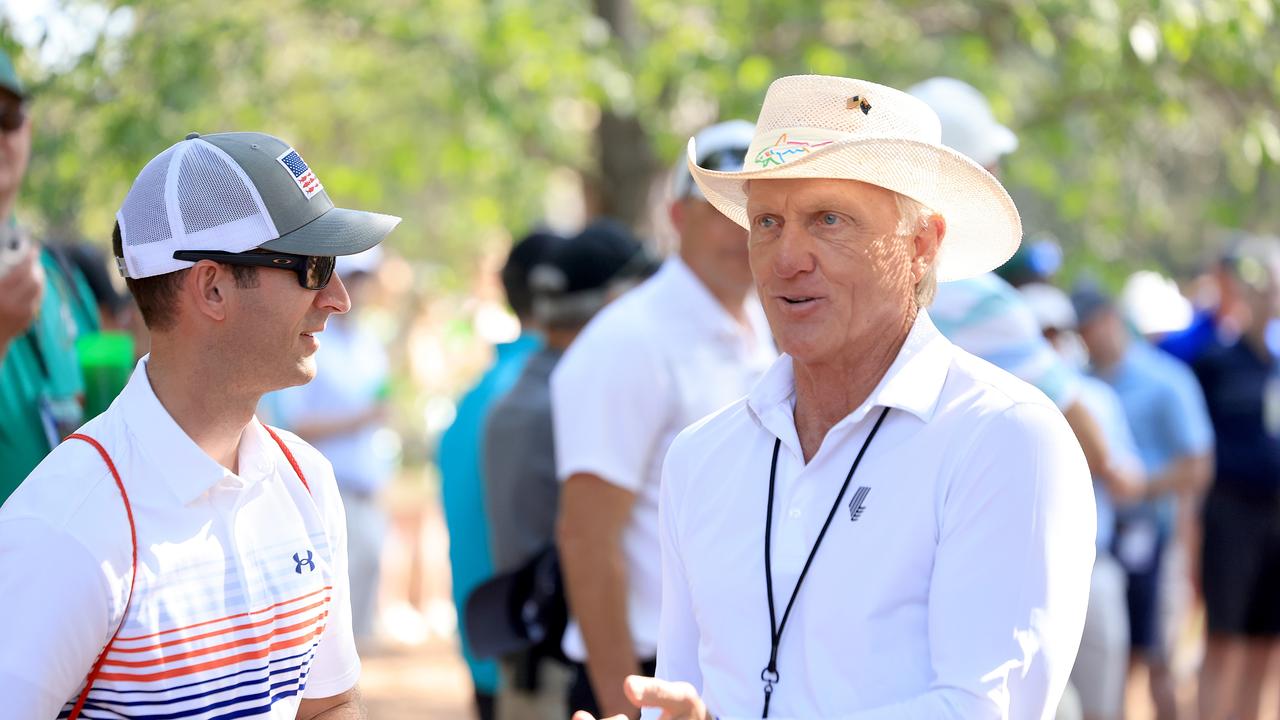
1071, 552, 1130, 720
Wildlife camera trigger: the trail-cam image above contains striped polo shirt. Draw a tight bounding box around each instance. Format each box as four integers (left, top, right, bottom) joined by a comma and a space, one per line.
0, 357, 360, 718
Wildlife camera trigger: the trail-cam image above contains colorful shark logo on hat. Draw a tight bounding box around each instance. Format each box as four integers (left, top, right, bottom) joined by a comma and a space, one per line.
753, 134, 835, 169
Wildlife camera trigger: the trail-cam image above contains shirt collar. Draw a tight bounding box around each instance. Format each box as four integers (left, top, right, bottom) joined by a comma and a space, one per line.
118, 356, 277, 505
746, 310, 953, 451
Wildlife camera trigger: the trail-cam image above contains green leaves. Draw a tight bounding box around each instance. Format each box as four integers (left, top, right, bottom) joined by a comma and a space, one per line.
4, 0, 1278, 283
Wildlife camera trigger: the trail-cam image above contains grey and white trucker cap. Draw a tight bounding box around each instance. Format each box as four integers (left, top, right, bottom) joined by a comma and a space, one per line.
115, 131, 401, 279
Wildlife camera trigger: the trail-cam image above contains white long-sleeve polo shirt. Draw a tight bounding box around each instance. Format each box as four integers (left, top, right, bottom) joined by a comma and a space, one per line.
650, 311, 1095, 720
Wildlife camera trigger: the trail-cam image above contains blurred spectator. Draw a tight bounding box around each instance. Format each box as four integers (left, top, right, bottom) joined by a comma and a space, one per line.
1191, 239, 1280, 720
47, 241, 135, 332
908, 77, 1144, 508
48, 241, 144, 419
482, 220, 654, 720
1073, 283, 1214, 720
1121, 270, 1194, 341
552, 120, 775, 718
1159, 245, 1255, 364
0, 47, 101, 503
997, 235, 1064, 289
1023, 282, 1137, 720
439, 229, 564, 720
267, 246, 394, 643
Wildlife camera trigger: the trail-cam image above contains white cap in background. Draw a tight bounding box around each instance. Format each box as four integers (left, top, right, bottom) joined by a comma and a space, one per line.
907, 77, 1018, 168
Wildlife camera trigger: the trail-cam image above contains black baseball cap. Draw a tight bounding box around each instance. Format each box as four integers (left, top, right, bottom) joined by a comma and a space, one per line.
531, 219, 657, 297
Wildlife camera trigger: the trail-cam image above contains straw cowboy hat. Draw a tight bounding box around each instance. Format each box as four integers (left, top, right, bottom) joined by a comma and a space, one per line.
688, 75, 1022, 282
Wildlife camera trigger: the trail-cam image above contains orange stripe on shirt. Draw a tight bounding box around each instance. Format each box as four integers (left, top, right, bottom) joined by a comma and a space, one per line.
95, 621, 329, 683
108, 597, 330, 655
104, 609, 330, 668
113, 586, 332, 643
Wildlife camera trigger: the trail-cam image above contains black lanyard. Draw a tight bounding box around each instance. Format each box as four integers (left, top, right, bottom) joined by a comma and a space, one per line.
760, 406, 891, 718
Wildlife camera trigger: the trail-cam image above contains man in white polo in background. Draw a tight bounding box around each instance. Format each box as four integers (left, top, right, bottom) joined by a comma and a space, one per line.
553, 120, 777, 719
0, 131, 399, 719
576, 75, 1095, 720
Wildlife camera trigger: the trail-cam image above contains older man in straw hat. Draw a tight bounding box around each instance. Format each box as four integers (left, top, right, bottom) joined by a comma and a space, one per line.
573, 75, 1095, 720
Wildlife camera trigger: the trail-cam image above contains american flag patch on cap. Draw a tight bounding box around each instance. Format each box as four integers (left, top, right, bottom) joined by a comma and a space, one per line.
276, 148, 324, 199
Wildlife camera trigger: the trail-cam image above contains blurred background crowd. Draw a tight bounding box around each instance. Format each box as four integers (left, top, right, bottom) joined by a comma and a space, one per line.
3, 1, 1280, 719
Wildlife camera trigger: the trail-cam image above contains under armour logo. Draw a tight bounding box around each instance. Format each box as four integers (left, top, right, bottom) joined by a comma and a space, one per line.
293, 550, 316, 574
847, 487, 871, 522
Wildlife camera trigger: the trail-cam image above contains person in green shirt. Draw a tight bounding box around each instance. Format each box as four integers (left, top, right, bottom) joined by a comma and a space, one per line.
0, 48, 101, 502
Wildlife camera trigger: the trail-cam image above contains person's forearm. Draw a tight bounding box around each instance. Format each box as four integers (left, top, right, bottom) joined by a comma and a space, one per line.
305, 701, 365, 719
1061, 400, 1110, 478
296, 688, 366, 719
562, 535, 640, 717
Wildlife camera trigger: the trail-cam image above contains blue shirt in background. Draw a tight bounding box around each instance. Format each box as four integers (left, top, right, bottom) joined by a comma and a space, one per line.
1158, 310, 1218, 365
437, 331, 541, 694
1192, 337, 1280, 500
1096, 340, 1214, 531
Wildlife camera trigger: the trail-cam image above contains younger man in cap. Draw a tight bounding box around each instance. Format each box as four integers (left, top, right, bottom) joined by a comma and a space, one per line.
0, 131, 399, 719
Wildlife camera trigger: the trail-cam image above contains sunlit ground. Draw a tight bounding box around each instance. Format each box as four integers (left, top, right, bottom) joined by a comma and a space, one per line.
360, 477, 474, 720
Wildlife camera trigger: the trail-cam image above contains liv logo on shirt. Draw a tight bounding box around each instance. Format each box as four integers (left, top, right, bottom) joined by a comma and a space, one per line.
293, 550, 316, 574
847, 487, 871, 522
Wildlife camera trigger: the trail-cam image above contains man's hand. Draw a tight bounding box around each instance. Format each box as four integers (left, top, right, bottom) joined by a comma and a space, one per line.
0, 245, 43, 353
572, 675, 710, 720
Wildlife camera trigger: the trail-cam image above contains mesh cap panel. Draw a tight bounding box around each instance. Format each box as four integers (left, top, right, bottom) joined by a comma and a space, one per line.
177, 141, 263, 235
119, 147, 177, 247
116, 138, 279, 279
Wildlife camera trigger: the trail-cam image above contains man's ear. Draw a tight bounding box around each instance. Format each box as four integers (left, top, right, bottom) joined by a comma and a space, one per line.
668, 198, 687, 236
186, 261, 230, 322
911, 214, 945, 284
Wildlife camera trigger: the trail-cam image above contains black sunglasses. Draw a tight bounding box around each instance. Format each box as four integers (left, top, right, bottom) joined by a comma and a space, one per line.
0, 101, 27, 133
172, 250, 337, 290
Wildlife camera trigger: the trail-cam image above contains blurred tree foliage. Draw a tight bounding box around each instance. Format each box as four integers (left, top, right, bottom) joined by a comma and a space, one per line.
4, 0, 1279, 287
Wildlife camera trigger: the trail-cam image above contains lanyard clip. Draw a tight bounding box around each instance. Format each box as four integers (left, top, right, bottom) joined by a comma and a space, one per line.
760, 666, 780, 718
760, 666, 780, 692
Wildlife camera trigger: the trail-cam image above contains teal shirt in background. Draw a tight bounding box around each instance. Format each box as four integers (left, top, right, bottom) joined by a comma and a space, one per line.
437, 331, 541, 694
0, 244, 100, 503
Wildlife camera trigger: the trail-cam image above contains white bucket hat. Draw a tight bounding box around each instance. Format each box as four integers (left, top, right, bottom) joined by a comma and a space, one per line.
688, 75, 1022, 282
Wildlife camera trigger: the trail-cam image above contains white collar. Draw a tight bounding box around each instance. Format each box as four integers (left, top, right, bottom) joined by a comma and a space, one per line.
746, 311, 953, 457
118, 356, 277, 505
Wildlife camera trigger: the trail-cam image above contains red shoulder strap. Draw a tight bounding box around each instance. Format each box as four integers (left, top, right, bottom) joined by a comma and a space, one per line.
65, 433, 138, 720
263, 424, 311, 495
